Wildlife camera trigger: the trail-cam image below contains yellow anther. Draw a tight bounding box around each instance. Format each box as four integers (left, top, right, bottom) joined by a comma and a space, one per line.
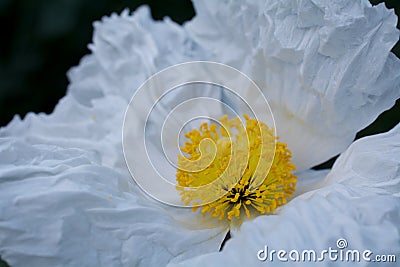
176, 115, 297, 227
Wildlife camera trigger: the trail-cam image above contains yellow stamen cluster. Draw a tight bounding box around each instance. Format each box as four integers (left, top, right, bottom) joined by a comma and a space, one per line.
176, 115, 297, 226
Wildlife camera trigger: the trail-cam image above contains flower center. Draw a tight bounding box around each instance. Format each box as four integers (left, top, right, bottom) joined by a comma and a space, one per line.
176, 115, 297, 225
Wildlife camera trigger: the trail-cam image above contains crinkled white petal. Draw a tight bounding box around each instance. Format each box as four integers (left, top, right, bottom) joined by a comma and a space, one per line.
71, 7, 207, 103
0, 139, 227, 267
0, 7, 227, 267
169, 123, 400, 267
186, 0, 400, 170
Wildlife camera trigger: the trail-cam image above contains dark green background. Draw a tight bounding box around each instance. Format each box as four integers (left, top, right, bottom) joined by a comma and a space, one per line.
0, 0, 399, 265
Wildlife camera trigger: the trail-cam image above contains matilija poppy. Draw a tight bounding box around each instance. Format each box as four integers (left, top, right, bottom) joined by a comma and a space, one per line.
0, 0, 399, 266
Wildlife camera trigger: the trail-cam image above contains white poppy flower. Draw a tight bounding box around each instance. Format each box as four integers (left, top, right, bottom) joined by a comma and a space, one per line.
0, 1, 399, 267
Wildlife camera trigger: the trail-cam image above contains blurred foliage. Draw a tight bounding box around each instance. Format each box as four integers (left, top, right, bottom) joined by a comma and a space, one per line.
0, 256, 8, 267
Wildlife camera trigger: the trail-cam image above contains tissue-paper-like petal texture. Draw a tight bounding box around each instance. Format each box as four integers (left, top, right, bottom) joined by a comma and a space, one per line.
186, 0, 400, 170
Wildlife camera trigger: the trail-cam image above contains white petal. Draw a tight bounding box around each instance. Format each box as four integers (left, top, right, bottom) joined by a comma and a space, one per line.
322, 123, 400, 196
0, 138, 227, 267
293, 169, 330, 198
186, 0, 400, 170
0, 8, 227, 267
169, 124, 400, 266
170, 193, 400, 267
